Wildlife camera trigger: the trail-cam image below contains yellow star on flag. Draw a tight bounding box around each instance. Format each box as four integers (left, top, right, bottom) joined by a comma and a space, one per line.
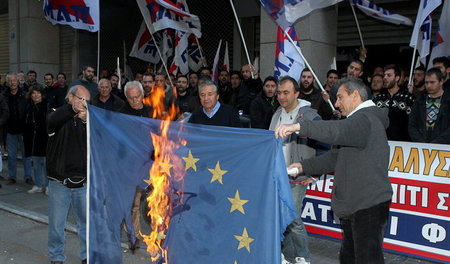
234, 261, 238, 264
228, 190, 248, 214
182, 150, 200, 172
208, 161, 227, 184
234, 227, 254, 252
159, 161, 173, 176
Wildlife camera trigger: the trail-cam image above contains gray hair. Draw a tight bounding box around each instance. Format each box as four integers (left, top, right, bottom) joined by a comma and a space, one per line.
6, 73, 17, 83
98, 78, 111, 88
124, 81, 144, 98
65, 85, 84, 100
198, 80, 218, 94
337, 77, 368, 101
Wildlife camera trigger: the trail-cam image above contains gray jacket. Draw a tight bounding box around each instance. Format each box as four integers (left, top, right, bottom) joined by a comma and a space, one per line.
299, 105, 392, 218
270, 100, 326, 181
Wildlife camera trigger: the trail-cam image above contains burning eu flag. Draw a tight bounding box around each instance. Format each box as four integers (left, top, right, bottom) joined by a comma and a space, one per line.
88, 106, 297, 263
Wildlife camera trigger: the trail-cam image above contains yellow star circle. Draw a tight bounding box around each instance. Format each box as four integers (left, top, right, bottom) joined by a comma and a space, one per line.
234, 227, 254, 252
208, 161, 228, 184
228, 190, 249, 214
182, 150, 200, 172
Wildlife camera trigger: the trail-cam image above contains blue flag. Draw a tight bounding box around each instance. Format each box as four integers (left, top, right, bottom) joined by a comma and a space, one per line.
88, 106, 297, 263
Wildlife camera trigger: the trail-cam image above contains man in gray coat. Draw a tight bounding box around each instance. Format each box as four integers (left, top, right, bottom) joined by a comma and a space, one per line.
275, 78, 392, 264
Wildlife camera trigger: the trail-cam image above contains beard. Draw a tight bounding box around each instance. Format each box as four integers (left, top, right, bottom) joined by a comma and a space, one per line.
301, 83, 313, 93
383, 80, 395, 90
414, 79, 425, 88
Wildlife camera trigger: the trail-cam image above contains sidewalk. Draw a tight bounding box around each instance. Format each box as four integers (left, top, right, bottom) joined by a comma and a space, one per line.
0, 159, 438, 264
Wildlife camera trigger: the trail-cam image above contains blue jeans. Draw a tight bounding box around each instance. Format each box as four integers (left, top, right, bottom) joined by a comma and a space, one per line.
48, 181, 86, 262
31, 156, 47, 188
7, 133, 31, 180
282, 182, 310, 262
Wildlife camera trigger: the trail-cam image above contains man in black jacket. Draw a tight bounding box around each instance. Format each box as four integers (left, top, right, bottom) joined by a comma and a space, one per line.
5, 73, 32, 185
119, 81, 153, 251
46, 85, 90, 264
91, 78, 125, 112
250, 76, 279, 129
409, 68, 450, 144
189, 80, 240, 127
0, 92, 9, 188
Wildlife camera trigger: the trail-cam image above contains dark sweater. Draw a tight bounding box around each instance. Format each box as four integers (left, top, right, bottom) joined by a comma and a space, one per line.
188, 103, 241, 127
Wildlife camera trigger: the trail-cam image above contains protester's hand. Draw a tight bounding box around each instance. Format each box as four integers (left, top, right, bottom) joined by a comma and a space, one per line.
274, 123, 300, 138
77, 109, 87, 121
407, 83, 414, 94
287, 163, 303, 176
359, 47, 367, 62
249, 64, 259, 79
332, 109, 342, 120
72, 97, 87, 114
300, 178, 315, 186
322, 90, 330, 102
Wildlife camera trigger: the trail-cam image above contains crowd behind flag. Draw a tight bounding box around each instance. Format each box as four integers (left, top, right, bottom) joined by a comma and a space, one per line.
43, 0, 99, 32
352, 0, 413, 26
88, 106, 297, 263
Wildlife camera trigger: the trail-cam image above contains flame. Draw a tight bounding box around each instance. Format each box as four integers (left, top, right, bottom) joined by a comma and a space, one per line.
141, 84, 183, 263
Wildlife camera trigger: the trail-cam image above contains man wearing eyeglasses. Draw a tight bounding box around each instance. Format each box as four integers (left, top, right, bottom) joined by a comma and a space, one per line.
46, 85, 90, 264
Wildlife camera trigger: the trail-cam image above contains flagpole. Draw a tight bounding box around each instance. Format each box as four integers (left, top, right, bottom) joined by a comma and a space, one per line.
283, 29, 336, 111
408, 47, 418, 86
96, 30, 100, 83
194, 37, 207, 67
85, 104, 91, 264
117, 57, 121, 90
349, 0, 365, 50
229, 0, 254, 78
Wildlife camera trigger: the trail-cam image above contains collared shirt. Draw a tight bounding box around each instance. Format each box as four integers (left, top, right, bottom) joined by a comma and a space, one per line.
203, 101, 221, 118
347, 100, 375, 117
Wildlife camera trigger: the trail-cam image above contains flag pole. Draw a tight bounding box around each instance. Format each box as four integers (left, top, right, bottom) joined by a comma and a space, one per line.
283, 29, 336, 111
229, 0, 254, 78
408, 47, 418, 86
117, 57, 121, 90
96, 29, 100, 83
195, 37, 207, 67
349, 0, 365, 50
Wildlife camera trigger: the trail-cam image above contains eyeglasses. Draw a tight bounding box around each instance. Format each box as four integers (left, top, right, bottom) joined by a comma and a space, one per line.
73, 94, 91, 104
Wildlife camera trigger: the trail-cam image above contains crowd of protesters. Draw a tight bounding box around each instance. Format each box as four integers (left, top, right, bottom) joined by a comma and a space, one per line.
0, 52, 449, 264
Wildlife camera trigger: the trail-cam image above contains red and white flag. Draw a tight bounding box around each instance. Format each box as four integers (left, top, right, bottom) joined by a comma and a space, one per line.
172, 31, 190, 75
223, 41, 230, 72
410, 0, 442, 63
187, 34, 203, 72
352, 0, 413, 26
285, 0, 343, 24
129, 21, 162, 63
43, 0, 99, 32
137, 0, 202, 38
429, 0, 450, 68
212, 40, 223, 82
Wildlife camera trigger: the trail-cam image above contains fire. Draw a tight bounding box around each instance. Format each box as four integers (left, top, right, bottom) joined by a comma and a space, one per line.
141, 84, 183, 263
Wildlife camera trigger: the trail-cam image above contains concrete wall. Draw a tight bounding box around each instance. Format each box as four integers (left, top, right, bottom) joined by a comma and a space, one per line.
8, 0, 60, 81
260, 6, 339, 84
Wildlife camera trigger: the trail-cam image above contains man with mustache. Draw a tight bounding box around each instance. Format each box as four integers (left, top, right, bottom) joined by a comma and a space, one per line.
299, 69, 332, 120
373, 64, 414, 141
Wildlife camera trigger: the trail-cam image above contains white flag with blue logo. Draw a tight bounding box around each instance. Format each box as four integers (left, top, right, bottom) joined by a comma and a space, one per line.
410, 0, 442, 63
